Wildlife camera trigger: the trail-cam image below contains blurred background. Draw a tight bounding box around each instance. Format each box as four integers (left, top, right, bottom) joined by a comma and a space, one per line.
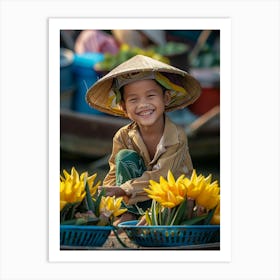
60, 29, 220, 183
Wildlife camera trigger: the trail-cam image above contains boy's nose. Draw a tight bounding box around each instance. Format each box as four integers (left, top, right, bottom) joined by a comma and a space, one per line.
138, 102, 150, 109
138, 96, 151, 106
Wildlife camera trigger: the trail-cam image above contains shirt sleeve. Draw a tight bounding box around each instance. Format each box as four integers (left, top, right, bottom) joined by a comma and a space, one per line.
120, 130, 193, 205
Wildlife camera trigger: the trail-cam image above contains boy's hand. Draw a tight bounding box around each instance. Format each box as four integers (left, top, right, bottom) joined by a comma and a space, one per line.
98, 186, 130, 203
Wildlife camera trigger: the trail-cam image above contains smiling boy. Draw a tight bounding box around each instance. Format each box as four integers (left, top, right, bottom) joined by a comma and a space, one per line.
86, 55, 201, 222
121, 79, 170, 158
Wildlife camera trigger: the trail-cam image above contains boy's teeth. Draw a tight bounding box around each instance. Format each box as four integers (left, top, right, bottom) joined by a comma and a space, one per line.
139, 110, 152, 116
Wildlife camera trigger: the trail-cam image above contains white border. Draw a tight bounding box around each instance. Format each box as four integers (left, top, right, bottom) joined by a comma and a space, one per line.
1, 1, 279, 279
49, 18, 231, 262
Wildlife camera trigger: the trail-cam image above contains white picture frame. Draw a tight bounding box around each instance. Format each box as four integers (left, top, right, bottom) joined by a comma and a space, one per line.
49, 17, 232, 262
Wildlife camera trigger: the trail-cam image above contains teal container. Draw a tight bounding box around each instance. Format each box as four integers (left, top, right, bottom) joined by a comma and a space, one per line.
72, 53, 105, 115
60, 225, 113, 247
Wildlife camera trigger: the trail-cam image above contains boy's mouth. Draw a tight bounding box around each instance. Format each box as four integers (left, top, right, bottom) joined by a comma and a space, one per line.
137, 109, 154, 116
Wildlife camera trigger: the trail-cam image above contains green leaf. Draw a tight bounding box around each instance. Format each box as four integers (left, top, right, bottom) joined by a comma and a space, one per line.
60, 218, 79, 225
161, 207, 169, 225
84, 217, 100, 225
85, 182, 96, 213
158, 207, 162, 225
170, 199, 187, 225
145, 210, 152, 225
151, 200, 158, 225
61, 216, 99, 226
203, 206, 217, 225
70, 202, 82, 220
180, 214, 208, 225
60, 203, 73, 223
60, 201, 81, 222
94, 187, 105, 217
156, 202, 161, 224
165, 207, 174, 225
121, 201, 139, 215
135, 204, 145, 216
75, 218, 88, 225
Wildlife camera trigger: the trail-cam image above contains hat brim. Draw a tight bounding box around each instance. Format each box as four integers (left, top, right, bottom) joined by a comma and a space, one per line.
86, 55, 201, 118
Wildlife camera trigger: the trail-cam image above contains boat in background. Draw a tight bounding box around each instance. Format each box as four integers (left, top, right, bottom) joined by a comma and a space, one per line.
60, 104, 220, 162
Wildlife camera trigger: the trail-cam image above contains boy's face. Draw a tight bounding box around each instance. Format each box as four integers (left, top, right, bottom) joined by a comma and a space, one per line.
121, 79, 171, 128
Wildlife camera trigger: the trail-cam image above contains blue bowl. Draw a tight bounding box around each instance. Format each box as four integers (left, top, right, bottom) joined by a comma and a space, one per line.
118, 221, 220, 247
60, 225, 113, 247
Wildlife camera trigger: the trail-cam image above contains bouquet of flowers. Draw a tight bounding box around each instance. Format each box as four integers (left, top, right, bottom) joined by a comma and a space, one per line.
60, 167, 127, 226
142, 169, 220, 226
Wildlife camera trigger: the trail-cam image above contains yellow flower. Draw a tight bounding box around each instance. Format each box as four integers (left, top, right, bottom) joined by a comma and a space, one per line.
99, 196, 127, 218
142, 169, 221, 226
182, 170, 220, 210
60, 167, 100, 211
196, 180, 220, 210
144, 170, 188, 208
60, 200, 67, 211
86, 172, 100, 196
183, 170, 205, 199
211, 198, 220, 225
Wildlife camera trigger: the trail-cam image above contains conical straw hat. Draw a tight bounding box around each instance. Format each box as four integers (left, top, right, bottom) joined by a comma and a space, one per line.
86, 54, 201, 117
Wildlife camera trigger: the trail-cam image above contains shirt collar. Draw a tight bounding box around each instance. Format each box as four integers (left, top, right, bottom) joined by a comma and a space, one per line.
127, 114, 180, 151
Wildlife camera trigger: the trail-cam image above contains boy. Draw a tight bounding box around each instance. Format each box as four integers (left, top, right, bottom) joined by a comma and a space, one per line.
86, 54, 201, 222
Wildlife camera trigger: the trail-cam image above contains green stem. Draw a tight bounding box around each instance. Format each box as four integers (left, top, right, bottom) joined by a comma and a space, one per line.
159, 207, 162, 225
151, 200, 158, 225
170, 206, 179, 226
166, 208, 172, 225
170, 199, 187, 225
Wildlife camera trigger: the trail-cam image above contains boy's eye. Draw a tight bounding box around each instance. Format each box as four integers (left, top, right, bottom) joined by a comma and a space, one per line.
128, 98, 137, 103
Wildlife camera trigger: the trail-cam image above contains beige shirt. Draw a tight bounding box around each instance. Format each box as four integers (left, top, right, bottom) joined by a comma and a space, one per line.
103, 115, 193, 205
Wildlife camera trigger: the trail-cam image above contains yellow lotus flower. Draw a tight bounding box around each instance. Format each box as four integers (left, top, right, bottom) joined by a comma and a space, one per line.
183, 170, 205, 199
60, 200, 67, 211
144, 170, 188, 208
99, 196, 127, 218
142, 169, 221, 226
211, 198, 220, 225
196, 180, 220, 210
60, 167, 100, 210
182, 170, 220, 210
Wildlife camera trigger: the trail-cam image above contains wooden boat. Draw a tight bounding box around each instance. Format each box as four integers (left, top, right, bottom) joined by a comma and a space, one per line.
60, 108, 129, 158
60, 106, 220, 163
